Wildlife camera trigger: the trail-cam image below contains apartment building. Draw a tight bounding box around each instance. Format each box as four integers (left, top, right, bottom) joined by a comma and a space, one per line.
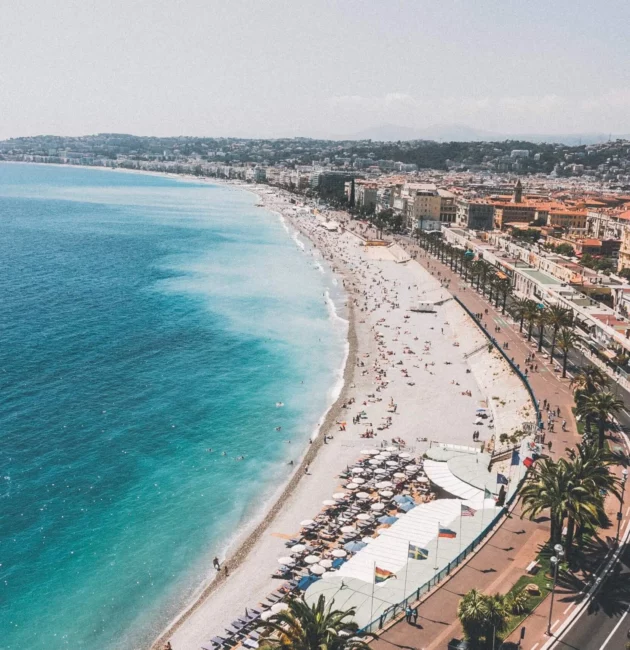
455, 198, 494, 230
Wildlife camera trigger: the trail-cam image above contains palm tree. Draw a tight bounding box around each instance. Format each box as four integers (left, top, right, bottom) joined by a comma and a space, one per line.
576, 392, 624, 449
523, 300, 540, 342
547, 305, 573, 360
457, 590, 509, 647
564, 442, 620, 552
557, 328, 579, 378
521, 457, 568, 545
261, 596, 371, 650
570, 365, 610, 404
536, 306, 548, 352
510, 296, 531, 333
496, 277, 511, 313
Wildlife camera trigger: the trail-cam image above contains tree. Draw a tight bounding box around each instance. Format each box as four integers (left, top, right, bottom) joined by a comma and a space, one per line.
571, 365, 610, 402
536, 306, 548, 352
523, 300, 540, 342
510, 296, 531, 333
564, 443, 620, 554
557, 328, 579, 378
457, 590, 509, 648
495, 277, 512, 313
521, 457, 569, 545
546, 305, 573, 360
260, 596, 371, 650
576, 392, 624, 449
369, 209, 393, 239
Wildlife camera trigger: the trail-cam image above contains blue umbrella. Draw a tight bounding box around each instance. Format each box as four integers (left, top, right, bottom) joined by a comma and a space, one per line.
344, 541, 367, 553
378, 515, 399, 524
298, 574, 320, 591
398, 501, 416, 512
393, 495, 414, 504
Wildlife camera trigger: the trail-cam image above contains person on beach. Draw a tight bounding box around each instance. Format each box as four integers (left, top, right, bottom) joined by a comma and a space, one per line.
213, 557, 221, 571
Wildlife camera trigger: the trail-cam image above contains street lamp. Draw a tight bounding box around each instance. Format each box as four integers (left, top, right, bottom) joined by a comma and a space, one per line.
616, 468, 629, 546
546, 544, 565, 636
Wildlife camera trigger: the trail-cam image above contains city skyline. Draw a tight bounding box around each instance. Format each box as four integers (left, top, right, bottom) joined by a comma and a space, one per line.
2, 0, 630, 140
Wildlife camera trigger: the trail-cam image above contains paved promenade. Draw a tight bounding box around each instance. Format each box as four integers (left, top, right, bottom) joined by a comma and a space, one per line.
356, 228, 626, 650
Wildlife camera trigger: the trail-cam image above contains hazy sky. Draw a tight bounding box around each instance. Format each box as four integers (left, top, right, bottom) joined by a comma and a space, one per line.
2, 0, 630, 139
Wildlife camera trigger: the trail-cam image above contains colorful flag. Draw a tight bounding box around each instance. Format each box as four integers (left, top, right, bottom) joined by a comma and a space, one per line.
511, 449, 520, 466
374, 566, 396, 583
496, 473, 508, 485
438, 526, 457, 539
461, 504, 476, 517
484, 487, 493, 499
523, 456, 534, 468
408, 543, 429, 560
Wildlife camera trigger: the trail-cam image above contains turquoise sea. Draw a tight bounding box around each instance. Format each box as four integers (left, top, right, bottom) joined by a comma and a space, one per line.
0, 163, 347, 650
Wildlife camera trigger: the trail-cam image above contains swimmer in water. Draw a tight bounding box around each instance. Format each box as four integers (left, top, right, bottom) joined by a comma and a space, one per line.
275, 426, 282, 431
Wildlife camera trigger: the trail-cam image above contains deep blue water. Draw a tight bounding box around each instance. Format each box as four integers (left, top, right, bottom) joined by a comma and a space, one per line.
0, 164, 346, 650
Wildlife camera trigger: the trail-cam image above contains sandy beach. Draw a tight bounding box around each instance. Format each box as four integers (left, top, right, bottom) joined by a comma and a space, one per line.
149, 185, 532, 650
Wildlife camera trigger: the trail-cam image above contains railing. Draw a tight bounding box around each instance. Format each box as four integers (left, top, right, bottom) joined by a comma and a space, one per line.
360, 509, 505, 634
358, 258, 538, 636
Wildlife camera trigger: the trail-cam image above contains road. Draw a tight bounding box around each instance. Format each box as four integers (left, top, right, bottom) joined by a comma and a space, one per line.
554, 547, 630, 650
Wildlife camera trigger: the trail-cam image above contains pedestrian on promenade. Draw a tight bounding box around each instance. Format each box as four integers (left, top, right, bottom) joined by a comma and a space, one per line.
405, 605, 413, 622
412, 607, 418, 624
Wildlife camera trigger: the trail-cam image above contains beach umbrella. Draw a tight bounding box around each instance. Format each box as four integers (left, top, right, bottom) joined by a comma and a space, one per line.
405, 464, 419, 472
385, 446, 398, 452
399, 452, 411, 459
271, 602, 289, 614
345, 482, 358, 490
356, 513, 371, 521
417, 477, 429, 484
379, 451, 392, 458
374, 468, 387, 475
379, 490, 394, 498
361, 536, 375, 544
386, 461, 399, 467
300, 519, 315, 527
399, 501, 416, 512
393, 494, 414, 504
353, 477, 366, 485
378, 515, 399, 525
277, 556, 295, 566
260, 611, 274, 621
331, 548, 347, 558
290, 544, 306, 553
322, 499, 337, 506
360, 449, 375, 455
332, 492, 346, 500
304, 555, 320, 564
344, 541, 367, 553
371, 502, 386, 511
351, 467, 365, 474
355, 491, 370, 500
297, 575, 319, 591
373, 455, 387, 461
393, 472, 406, 479
375, 481, 393, 488
310, 564, 326, 575
341, 525, 357, 533
319, 559, 333, 568
365, 449, 380, 455
368, 459, 381, 466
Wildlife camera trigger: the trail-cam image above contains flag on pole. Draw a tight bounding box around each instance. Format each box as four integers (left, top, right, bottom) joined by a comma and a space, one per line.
408, 543, 429, 560
374, 566, 396, 583
523, 456, 534, 468
484, 487, 493, 499
496, 473, 509, 485
438, 526, 457, 539
461, 504, 477, 517
511, 449, 520, 466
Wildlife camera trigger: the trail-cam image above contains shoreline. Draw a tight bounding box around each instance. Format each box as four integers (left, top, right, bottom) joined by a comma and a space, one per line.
149, 188, 359, 650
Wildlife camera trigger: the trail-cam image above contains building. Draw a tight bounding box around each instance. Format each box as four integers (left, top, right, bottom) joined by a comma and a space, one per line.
456, 198, 494, 231
493, 180, 535, 229
438, 189, 457, 224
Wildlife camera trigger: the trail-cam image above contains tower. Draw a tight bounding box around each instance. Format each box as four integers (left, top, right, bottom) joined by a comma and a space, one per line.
512, 179, 523, 203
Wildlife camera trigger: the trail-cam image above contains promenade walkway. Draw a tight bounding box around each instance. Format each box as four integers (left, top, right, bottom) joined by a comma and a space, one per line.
343, 226, 625, 649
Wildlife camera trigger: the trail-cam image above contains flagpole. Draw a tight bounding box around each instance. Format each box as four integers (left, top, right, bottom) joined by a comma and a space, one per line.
459, 509, 463, 552
434, 522, 440, 570
403, 541, 410, 600
370, 561, 376, 625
